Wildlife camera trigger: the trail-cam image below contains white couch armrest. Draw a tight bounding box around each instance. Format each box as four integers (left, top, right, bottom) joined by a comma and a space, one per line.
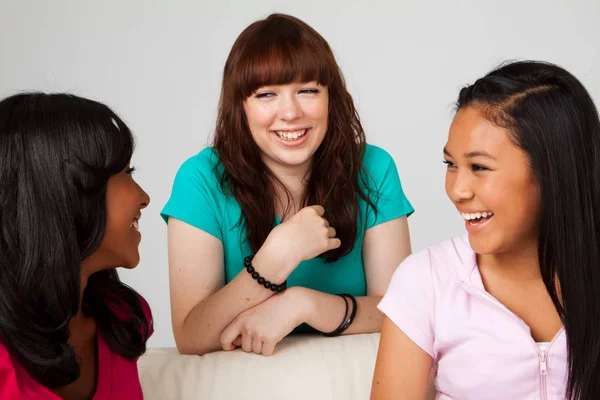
139, 333, 380, 400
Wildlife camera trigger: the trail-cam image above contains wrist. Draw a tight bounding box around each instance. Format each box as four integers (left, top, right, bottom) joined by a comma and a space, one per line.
254, 243, 299, 281
285, 286, 315, 326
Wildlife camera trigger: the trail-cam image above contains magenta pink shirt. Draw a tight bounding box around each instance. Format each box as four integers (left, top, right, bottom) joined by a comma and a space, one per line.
379, 234, 567, 400
0, 296, 152, 400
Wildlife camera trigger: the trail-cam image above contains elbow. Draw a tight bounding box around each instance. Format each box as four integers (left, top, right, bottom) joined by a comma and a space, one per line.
176, 344, 219, 357
174, 333, 221, 356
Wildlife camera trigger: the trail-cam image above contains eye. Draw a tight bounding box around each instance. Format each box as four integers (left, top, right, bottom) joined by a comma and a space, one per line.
126, 166, 136, 174
299, 88, 319, 95
471, 164, 489, 172
443, 160, 456, 168
255, 92, 275, 99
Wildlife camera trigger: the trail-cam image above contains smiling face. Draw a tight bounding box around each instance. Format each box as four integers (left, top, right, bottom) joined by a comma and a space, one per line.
444, 106, 541, 255
87, 165, 150, 270
242, 81, 329, 174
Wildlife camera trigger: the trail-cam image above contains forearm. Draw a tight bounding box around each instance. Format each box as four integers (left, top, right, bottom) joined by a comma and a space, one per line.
176, 251, 295, 355
298, 288, 383, 335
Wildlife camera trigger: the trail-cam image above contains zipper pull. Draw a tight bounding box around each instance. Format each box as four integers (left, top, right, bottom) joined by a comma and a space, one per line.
539, 351, 547, 375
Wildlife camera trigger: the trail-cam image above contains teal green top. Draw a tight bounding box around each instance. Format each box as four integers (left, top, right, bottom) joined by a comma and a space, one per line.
161, 144, 413, 330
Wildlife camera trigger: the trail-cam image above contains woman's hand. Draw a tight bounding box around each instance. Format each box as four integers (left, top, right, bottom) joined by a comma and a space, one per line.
219, 287, 310, 356
256, 205, 341, 278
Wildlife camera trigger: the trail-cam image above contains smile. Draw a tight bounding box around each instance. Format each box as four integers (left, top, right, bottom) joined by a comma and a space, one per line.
273, 129, 307, 141
461, 211, 494, 226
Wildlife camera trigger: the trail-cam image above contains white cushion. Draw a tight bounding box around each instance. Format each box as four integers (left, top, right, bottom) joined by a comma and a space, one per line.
139, 333, 380, 400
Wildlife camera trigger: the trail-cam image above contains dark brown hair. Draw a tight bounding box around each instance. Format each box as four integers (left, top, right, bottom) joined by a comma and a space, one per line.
213, 13, 373, 261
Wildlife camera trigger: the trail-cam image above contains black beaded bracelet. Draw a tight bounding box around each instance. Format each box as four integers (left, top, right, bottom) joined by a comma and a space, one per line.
244, 255, 287, 293
323, 293, 357, 337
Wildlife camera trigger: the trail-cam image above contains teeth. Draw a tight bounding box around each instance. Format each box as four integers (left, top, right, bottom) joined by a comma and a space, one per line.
275, 129, 307, 140
461, 212, 493, 221
131, 219, 139, 230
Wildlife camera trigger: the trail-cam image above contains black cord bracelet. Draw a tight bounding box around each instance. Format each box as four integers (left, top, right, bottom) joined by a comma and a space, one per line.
323, 295, 349, 337
323, 293, 357, 337
244, 255, 287, 293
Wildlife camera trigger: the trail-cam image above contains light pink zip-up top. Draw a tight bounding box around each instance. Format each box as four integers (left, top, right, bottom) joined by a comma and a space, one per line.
378, 234, 567, 399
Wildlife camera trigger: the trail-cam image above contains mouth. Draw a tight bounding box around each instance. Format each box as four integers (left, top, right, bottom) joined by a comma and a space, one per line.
272, 128, 309, 142
131, 217, 140, 231
461, 211, 494, 226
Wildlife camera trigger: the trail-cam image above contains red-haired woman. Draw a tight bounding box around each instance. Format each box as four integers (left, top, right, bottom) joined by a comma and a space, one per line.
162, 13, 413, 356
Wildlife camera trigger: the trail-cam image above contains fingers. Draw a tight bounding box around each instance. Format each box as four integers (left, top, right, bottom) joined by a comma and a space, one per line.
262, 341, 277, 356
252, 337, 263, 354
328, 238, 342, 250
232, 336, 242, 347
242, 332, 253, 353
327, 227, 336, 238
308, 205, 325, 217
220, 319, 241, 351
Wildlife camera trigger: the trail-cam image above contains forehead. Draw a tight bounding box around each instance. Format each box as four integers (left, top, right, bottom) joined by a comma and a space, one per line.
446, 106, 514, 156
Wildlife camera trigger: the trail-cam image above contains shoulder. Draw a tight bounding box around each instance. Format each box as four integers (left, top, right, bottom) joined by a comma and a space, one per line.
361, 144, 396, 173
407, 234, 475, 282
0, 339, 16, 371
393, 234, 475, 284
175, 147, 222, 182
0, 340, 28, 397
168, 147, 226, 202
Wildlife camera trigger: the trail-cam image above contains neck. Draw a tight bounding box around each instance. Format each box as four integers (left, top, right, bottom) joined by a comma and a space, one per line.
263, 157, 312, 216
478, 243, 541, 281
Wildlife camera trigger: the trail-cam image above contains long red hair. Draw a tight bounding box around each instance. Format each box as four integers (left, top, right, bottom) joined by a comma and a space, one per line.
213, 13, 374, 262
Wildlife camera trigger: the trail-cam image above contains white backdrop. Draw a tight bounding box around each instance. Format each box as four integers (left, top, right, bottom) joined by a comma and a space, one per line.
1, 0, 598, 348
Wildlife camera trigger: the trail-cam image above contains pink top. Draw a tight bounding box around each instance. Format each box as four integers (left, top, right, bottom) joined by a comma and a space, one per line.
379, 234, 567, 400
0, 296, 152, 400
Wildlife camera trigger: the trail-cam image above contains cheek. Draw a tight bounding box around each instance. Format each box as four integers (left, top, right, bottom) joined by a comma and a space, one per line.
485, 175, 539, 225
519, 183, 541, 225
310, 102, 329, 125
476, 178, 512, 216
104, 210, 126, 240
245, 105, 274, 131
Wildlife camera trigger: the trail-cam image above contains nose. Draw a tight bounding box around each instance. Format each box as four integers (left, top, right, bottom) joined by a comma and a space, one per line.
446, 169, 474, 204
139, 185, 150, 210
278, 94, 303, 121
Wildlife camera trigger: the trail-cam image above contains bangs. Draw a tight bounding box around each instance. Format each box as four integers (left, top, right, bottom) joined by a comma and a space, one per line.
71, 101, 134, 177
97, 114, 134, 175
232, 24, 336, 98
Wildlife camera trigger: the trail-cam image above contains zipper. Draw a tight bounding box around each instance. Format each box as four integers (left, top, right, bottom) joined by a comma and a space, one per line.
539, 350, 548, 400
458, 282, 563, 399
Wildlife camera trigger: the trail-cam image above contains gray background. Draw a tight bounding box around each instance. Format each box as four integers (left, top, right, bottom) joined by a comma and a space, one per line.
1, 0, 598, 347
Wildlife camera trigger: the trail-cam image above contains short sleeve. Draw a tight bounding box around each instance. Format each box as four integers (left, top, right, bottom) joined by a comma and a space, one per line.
160, 149, 223, 240
378, 249, 435, 357
361, 145, 414, 230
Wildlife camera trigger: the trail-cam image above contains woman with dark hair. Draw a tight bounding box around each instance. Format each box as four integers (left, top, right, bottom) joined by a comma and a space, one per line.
371, 61, 600, 399
162, 13, 413, 356
0, 93, 152, 399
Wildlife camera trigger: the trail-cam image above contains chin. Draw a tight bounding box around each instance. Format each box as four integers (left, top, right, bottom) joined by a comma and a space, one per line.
466, 234, 499, 256
275, 151, 314, 166
122, 254, 141, 270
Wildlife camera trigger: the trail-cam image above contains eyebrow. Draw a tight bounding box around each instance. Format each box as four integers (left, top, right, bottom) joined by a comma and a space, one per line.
443, 147, 497, 160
